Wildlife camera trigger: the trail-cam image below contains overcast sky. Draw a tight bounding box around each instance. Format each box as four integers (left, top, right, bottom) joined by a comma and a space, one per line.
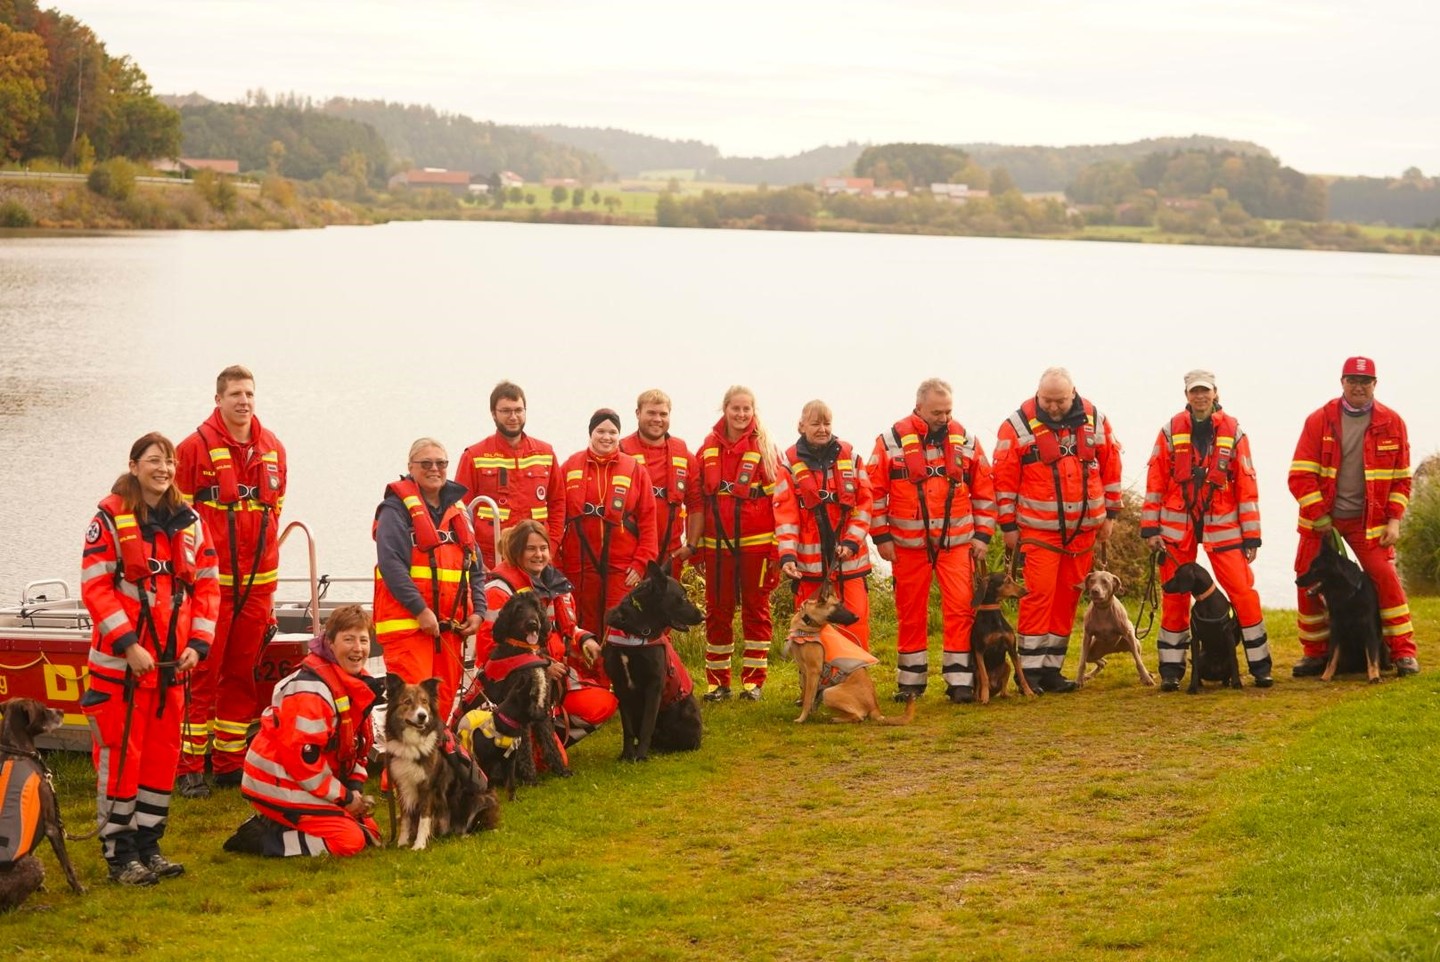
57, 0, 1438, 176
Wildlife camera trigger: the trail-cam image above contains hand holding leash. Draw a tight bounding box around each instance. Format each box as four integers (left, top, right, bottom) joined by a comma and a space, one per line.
581, 635, 601, 666
176, 648, 200, 672
417, 607, 441, 637
124, 644, 156, 678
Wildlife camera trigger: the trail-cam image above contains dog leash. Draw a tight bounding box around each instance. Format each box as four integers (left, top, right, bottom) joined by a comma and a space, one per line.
1132, 550, 1162, 641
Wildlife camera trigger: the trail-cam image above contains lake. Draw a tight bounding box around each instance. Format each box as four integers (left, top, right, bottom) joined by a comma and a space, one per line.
1, 222, 1435, 613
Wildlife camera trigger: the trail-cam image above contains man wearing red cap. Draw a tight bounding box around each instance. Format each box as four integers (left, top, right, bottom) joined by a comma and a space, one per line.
1289, 356, 1418, 677
1142, 369, 1272, 690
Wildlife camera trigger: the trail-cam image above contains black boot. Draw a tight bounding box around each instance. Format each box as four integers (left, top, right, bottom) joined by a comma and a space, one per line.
946, 686, 974, 704
1039, 669, 1077, 694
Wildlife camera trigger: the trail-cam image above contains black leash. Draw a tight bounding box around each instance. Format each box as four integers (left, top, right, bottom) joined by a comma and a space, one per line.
1133, 550, 1162, 640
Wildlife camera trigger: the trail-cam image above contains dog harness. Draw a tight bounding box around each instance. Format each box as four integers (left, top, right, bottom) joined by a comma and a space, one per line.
0, 754, 46, 863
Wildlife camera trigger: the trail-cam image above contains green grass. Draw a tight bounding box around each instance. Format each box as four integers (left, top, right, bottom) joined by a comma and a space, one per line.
7, 598, 1440, 961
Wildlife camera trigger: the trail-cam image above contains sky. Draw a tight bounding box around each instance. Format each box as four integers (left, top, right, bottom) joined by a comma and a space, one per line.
55, 0, 1440, 177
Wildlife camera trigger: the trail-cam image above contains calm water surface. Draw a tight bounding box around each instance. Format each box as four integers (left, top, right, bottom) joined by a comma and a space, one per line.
1, 222, 1436, 610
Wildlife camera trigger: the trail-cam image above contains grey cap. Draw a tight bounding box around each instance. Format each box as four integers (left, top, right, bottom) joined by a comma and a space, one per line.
1183, 368, 1217, 391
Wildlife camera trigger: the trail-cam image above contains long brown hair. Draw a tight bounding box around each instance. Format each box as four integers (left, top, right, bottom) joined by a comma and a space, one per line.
498, 519, 549, 570
111, 432, 184, 521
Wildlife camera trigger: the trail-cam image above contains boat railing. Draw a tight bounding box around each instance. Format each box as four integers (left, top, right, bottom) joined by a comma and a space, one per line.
469, 495, 502, 561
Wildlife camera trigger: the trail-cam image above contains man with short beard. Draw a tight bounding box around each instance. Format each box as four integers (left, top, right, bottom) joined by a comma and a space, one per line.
456, 381, 565, 569
619, 388, 702, 580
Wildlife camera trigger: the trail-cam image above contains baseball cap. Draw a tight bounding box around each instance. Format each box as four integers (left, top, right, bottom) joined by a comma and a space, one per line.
1342, 356, 1376, 378
1183, 368, 1217, 391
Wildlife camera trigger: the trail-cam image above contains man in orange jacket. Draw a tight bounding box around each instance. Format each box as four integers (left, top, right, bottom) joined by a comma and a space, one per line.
1290, 356, 1418, 678
619, 389, 702, 579
456, 381, 565, 569
1142, 369, 1272, 691
175, 365, 286, 798
993, 367, 1123, 694
869, 379, 996, 702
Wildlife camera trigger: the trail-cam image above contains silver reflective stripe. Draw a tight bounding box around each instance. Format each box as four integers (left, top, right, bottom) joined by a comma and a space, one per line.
88, 647, 129, 673
292, 715, 329, 735
82, 561, 117, 583
96, 611, 130, 636
193, 617, 216, 635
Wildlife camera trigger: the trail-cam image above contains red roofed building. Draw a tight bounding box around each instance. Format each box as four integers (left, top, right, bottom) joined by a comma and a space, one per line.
388, 167, 473, 196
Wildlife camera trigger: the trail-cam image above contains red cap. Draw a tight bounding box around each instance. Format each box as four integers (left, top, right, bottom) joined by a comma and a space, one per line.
1342, 356, 1376, 378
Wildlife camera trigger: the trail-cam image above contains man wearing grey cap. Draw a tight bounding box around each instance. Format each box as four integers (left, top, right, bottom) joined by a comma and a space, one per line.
1141, 369, 1273, 690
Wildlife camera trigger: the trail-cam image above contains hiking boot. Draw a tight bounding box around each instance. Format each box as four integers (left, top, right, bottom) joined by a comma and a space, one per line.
1252, 674, 1274, 689
223, 815, 273, 855
702, 685, 731, 702
739, 685, 763, 702
1160, 678, 1180, 693
212, 771, 243, 789
1292, 655, 1327, 678
175, 773, 210, 799
893, 687, 924, 703
144, 853, 186, 879
1395, 656, 1420, 677
947, 686, 975, 705
1039, 670, 1078, 694
108, 860, 159, 886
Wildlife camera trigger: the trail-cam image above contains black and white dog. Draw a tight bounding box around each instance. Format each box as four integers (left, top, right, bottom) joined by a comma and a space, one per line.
604, 561, 705, 761
1162, 563, 1243, 692
1296, 540, 1388, 682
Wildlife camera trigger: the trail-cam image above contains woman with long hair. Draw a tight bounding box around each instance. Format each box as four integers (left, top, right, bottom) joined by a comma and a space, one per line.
80, 432, 220, 885
696, 385, 781, 701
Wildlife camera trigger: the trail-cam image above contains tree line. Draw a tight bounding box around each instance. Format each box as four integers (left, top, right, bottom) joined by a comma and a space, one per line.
0, 0, 178, 164
1328, 168, 1440, 228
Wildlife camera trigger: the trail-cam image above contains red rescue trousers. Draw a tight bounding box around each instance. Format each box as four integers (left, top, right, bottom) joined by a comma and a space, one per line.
1158, 536, 1273, 680
702, 550, 779, 690
86, 680, 184, 867
180, 585, 274, 776
384, 629, 465, 721
893, 546, 974, 693
257, 810, 380, 857
794, 575, 871, 650
558, 679, 619, 746
1015, 529, 1096, 678
571, 568, 631, 638
1295, 517, 1415, 659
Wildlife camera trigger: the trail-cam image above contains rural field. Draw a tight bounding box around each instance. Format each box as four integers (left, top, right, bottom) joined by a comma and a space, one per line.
6, 594, 1439, 962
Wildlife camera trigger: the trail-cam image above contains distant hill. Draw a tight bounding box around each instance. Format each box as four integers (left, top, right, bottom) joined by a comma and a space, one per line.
1328, 171, 1440, 227
158, 92, 216, 109
708, 143, 865, 185
526, 125, 717, 177
178, 99, 391, 182
956, 136, 1273, 192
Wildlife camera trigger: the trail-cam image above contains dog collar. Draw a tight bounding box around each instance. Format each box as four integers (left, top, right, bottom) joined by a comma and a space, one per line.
974, 604, 1002, 611
1194, 583, 1217, 603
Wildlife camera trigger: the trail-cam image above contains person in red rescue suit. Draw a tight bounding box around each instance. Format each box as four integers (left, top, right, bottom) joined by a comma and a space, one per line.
776, 399, 876, 649
81, 432, 220, 886
228, 605, 383, 858
1141, 369, 1273, 691
456, 380, 565, 569
468, 520, 618, 749
697, 385, 782, 702
993, 366, 1123, 694
559, 408, 660, 637
1289, 356, 1419, 678
619, 388, 703, 580
869, 379, 997, 703
373, 438, 486, 722
174, 365, 286, 799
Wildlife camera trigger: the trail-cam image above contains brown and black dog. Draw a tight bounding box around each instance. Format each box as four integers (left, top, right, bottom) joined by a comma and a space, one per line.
788, 583, 916, 725
970, 571, 1035, 703
1, 698, 85, 910
1076, 570, 1156, 689
1296, 540, 1388, 683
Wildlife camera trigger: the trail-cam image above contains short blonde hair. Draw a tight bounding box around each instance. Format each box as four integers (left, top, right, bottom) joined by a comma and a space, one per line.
408, 437, 447, 462
635, 388, 671, 412
798, 399, 832, 427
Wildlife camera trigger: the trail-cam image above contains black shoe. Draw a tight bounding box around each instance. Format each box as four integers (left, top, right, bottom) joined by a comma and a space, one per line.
947, 686, 974, 705
893, 687, 924, 703
1252, 674, 1274, 689
144, 853, 185, 879
212, 771, 243, 789
109, 860, 159, 886
1160, 678, 1180, 692
739, 685, 762, 702
175, 773, 211, 799
1395, 656, 1420, 677
702, 685, 731, 702
1039, 670, 1078, 694
1292, 656, 1327, 678
223, 815, 272, 855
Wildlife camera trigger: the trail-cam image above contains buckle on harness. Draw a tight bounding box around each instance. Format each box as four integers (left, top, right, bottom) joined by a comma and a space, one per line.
652, 485, 666, 499
925, 465, 947, 478
581, 503, 605, 518
147, 558, 173, 575
236, 484, 258, 500
718, 480, 736, 495
817, 490, 836, 503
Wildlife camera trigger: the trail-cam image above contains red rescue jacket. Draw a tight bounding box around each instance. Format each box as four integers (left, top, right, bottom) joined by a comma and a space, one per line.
774, 439, 874, 579
697, 419, 777, 557
1142, 408, 1260, 549
993, 396, 1123, 542
558, 448, 659, 582
372, 479, 478, 648
1289, 398, 1411, 542
868, 415, 996, 556
619, 432, 701, 559
455, 432, 564, 568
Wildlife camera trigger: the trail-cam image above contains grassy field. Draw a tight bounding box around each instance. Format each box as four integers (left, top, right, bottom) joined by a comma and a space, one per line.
6, 596, 1440, 961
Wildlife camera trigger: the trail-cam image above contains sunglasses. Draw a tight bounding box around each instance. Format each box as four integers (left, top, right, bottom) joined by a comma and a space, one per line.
411, 459, 449, 471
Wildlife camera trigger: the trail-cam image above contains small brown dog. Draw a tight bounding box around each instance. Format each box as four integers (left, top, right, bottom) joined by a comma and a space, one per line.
788, 583, 916, 725
970, 571, 1035, 703
1, 698, 86, 910
1076, 571, 1156, 688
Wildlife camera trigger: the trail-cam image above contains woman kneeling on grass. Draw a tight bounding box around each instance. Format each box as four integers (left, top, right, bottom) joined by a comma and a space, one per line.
224, 604, 383, 857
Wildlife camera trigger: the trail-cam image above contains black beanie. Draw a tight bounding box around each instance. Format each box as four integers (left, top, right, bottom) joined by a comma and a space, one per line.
588, 408, 621, 434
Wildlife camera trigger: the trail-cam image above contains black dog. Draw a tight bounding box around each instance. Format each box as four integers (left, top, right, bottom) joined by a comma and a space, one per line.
603, 561, 705, 761
470, 592, 571, 798
1162, 563, 1243, 692
1, 699, 86, 910
1296, 540, 1388, 683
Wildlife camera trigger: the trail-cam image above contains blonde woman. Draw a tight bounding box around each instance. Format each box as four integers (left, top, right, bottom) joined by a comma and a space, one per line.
696, 386, 781, 701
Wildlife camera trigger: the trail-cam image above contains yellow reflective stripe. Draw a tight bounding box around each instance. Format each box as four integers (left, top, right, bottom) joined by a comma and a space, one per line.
948, 434, 964, 444
1382, 621, 1413, 637
698, 532, 775, 549
1365, 468, 1411, 480
614, 475, 632, 489
402, 495, 422, 509
1172, 433, 1191, 445
1380, 604, 1410, 619
115, 514, 138, 530
899, 434, 919, 446
1297, 492, 1324, 508
334, 696, 350, 712
1390, 492, 1409, 507
1216, 436, 1234, 446
218, 570, 279, 586
472, 505, 512, 521
1365, 526, 1386, 540
409, 565, 463, 583
376, 617, 419, 634
530, 507, 548, 520
671, 456, 687, 468
566, 470, 584, 482
260, 451, 279, 463
209, 447, 231, 461
1290, 460, 1321, 473
702, 447, 718, 458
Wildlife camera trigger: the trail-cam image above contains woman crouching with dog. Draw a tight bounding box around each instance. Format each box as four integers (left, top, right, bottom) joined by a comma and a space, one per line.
467, 520, 617, 753
80, 431, 220, 886
225, 604, 383, 857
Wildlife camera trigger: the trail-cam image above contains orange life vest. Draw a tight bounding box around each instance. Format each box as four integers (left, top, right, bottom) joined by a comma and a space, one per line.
785, 441, 859, 511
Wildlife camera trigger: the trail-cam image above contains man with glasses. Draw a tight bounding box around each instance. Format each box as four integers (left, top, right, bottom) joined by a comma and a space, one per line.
175, 365, 287, 798
456, 382, 565, 568
1290, 356, 1418, 678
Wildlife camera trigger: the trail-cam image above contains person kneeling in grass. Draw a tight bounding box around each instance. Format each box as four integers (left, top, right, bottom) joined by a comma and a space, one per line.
224, 604, 383, 857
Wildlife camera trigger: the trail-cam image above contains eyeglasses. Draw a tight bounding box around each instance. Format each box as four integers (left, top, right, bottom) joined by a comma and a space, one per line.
494, 407, 525, 417
137, 457, 176, 467
411, 459, 449, 471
